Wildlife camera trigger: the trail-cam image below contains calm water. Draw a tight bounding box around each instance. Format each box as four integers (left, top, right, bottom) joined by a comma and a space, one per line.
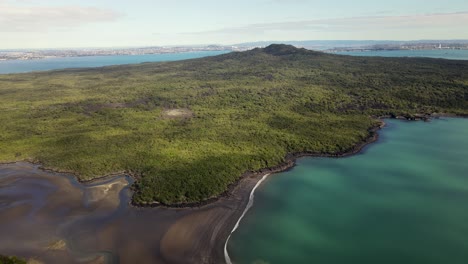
229, 118, 468, 264
2, 49, 467, 75
335, 49, 468, 60
0, 51, 229, 74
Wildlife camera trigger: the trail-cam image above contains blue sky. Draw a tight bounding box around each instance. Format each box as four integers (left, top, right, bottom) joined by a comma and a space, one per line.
1, 0, 468, 48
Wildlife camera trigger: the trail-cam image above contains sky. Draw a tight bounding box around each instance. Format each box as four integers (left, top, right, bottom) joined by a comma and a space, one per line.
1, 0, 468, 49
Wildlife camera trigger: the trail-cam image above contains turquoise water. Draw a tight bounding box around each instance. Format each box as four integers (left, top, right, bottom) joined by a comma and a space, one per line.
229, 118, 468, 264
0, 51, 229, 74
335, 49, 468, 60
2, 49, 467, 75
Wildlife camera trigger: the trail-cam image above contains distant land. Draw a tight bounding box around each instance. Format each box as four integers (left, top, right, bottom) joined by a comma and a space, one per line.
2, 40, 468, 61
235, 40, 468, 50
0, 45, 245, 61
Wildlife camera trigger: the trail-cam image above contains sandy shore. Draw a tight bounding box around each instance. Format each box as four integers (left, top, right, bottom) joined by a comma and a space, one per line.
224, 173, 271, 264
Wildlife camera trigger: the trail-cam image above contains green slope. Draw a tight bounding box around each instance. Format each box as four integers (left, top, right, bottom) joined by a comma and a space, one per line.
0, 44, 467, 204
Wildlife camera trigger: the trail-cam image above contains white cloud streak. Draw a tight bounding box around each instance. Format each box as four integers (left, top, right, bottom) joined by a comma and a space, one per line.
0, 3, 122, 32
184, 12, 468, 36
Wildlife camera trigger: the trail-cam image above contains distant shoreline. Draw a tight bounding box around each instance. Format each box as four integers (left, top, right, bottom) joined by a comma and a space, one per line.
0, 46, 240, 62
0, 51, 232, 74
2, 48, 468, 75
0, 50, 233, 62
328, 47, 468, 52
328, 49, 468, 60
2, 45, 468, 62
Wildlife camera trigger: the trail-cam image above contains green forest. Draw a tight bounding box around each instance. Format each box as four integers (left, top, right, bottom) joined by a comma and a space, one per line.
0, 255, 26, 264
1, 44, 467, 204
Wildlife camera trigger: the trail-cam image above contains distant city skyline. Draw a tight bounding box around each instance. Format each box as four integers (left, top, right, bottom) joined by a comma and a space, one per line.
1, 0, 468, 49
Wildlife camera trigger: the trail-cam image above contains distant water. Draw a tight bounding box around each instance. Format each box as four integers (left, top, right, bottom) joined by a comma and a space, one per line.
0, 51, 229, 74
229, 118, 468, 264
335, 49, 468, 60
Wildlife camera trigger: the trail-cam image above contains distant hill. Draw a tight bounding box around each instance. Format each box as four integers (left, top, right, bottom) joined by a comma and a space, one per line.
1, 44, 467, 205
235, 40, 468, 50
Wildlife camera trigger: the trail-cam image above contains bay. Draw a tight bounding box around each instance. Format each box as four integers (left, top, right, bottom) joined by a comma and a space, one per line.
229, 118, 468, 264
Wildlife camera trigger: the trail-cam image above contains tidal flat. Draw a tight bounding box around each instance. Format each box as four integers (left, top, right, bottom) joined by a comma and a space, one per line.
0, 162, 264, 264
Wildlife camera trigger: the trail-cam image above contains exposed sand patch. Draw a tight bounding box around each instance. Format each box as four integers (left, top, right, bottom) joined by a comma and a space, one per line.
46, 240, 67, 251
86, 178, 128, 206
162, 108, 193, 119
160, 175, 261, 264
224, 173, 271, 264
160, 207, 231, 263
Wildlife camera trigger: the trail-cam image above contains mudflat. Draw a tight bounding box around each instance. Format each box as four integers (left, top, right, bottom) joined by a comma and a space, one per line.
0, 162, 260, 264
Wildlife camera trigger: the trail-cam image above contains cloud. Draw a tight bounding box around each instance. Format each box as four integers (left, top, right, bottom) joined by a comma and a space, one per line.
184, 12, 468, 36
0, 3, 122, 32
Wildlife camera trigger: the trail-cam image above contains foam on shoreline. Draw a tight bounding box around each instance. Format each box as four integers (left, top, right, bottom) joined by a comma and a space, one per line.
224, 173, 271, 264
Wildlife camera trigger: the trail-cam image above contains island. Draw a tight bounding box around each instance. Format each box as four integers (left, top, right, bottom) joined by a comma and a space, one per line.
0, 44, 467, 206
0, 44, 468, 263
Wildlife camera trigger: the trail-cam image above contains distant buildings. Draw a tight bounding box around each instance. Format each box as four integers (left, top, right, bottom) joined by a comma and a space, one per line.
1, 42, 467, 61
0, 45, 252, 61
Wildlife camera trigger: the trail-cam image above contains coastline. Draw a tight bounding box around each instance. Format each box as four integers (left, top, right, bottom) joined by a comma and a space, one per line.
221, 119, 384, 264
0, 118, 385, 264
220, 117, 468, 264
131, 118, 385, 209
0, 117, 384, 209
1, 115, 466, 263
224, 172, 271, 264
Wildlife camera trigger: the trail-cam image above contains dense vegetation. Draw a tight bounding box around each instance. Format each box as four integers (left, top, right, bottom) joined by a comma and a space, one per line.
0, 44, 467, 204
0, 255, 26, 264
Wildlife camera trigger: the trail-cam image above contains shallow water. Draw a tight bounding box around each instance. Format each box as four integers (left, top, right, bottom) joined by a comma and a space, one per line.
229, 118, 468, 264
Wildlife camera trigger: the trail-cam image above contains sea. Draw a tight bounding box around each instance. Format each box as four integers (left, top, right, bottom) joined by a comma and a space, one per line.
228, 118, 468, 264
0, 51, 229, 74
335, 49, 468, 60
1, 49, 467, 75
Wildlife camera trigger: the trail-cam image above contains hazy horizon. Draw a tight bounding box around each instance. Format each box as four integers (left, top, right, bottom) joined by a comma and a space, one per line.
1, 39, 468, 51
1, 0, 468, 49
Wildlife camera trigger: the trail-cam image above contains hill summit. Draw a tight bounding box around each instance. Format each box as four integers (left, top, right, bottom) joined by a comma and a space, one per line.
261, 44, 311, 56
